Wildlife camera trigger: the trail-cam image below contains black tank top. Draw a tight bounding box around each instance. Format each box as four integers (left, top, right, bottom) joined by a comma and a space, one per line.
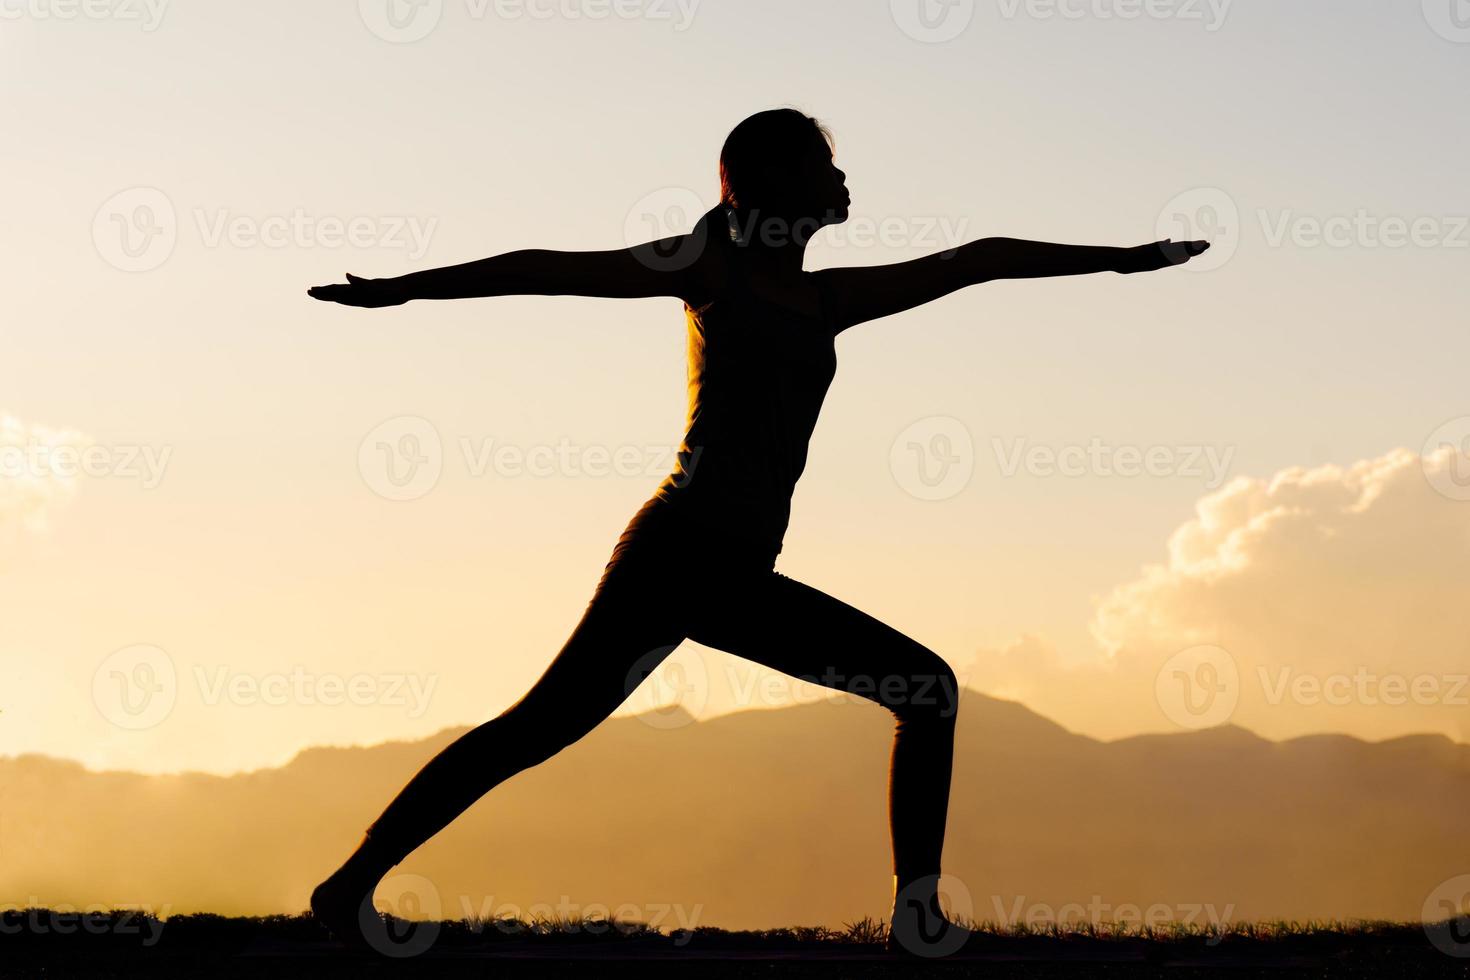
648, 210, 839, 558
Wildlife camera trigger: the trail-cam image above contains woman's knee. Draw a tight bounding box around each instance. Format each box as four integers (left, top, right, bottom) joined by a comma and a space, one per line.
890, 653, 959, 725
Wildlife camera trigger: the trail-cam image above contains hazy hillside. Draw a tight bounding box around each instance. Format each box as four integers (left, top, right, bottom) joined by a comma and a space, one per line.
3, 691, 1467, 930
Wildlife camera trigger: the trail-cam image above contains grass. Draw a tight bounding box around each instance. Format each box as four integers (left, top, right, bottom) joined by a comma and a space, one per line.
2, 908, 1469, 977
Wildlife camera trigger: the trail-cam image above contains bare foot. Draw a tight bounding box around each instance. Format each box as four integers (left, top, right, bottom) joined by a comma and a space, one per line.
310, 868, 378, 951
887, 877, 975, 958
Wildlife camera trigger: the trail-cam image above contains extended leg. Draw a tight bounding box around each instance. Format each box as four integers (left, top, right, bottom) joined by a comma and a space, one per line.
311, 587, 685, 946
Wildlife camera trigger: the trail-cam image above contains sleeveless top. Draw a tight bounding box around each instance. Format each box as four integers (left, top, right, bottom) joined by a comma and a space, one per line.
644, 210, 839, 561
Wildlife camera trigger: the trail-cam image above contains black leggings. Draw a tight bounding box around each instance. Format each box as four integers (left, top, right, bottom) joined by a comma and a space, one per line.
362, 501, 960, 888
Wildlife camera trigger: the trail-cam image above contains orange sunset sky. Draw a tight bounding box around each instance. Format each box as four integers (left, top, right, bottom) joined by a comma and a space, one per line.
3, 0, 1469, 776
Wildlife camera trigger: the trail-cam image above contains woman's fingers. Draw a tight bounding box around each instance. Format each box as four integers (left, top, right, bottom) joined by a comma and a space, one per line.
307, 276, 403, 307
308, 282, 364, 304
309, 276, 366, 303
1157, 239, 1211, 266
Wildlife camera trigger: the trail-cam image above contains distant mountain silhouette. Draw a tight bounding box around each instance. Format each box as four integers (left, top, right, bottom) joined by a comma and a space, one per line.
3, 691, 1466, 930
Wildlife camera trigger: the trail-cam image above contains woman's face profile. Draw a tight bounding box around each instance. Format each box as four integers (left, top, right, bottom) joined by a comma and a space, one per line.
797, 131, 849, 227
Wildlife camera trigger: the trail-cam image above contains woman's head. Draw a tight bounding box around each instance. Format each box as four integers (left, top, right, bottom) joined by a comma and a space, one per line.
719, 108, 849, 230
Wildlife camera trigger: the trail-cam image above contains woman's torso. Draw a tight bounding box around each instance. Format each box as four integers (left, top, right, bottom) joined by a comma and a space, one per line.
643, 246, 839, 562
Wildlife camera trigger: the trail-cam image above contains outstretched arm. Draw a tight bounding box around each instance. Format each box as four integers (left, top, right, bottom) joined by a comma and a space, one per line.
308, 236, 706, 308
814, 237, 1209, 332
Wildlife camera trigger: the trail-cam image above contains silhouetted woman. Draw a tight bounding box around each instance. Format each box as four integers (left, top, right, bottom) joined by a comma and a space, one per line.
307, 108, 1208, 955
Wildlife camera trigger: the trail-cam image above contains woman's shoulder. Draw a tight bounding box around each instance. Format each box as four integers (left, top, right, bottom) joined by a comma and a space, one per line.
680, 207, 740, 311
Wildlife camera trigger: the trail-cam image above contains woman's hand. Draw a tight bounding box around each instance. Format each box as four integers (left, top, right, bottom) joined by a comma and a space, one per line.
1115, 239, 1211, 274
308, 273, 408, 308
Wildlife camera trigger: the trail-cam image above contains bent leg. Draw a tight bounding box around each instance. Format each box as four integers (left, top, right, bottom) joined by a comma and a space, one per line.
686, 571, 959, 890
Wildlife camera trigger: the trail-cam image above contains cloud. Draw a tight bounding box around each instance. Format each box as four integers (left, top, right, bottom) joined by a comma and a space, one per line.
0, 412, 89, 533
971, 446, 1470, 743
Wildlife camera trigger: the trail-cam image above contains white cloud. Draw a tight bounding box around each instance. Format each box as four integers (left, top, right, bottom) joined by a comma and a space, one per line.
971, 446, 1470, 744
0, 412, 89, 533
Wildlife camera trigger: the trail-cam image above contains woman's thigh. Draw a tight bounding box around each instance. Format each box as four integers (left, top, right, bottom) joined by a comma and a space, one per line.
685, 570, 957, 713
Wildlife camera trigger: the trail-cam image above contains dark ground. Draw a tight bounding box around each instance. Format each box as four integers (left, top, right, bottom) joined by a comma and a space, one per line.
4, 912, 1470, 978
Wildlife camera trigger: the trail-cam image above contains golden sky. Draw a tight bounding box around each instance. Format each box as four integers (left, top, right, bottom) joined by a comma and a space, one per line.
3, 0, 1469, 773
